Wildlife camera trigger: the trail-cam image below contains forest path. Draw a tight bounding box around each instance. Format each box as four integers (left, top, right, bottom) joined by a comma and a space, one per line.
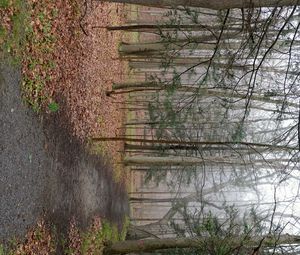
0, 61, 129, 242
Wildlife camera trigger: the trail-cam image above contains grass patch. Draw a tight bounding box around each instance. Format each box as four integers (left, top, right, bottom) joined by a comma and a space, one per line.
0, 0, 9, 8
21, 0, 59, 111
48, 101, 60, 112
0, 0, 28, 63
80, 220, 120, 255
0, 0, 59, 111
67, 217, 129, 255
0, 244, 4, 255
0, 220, 56, 255
1, 217, 129, 255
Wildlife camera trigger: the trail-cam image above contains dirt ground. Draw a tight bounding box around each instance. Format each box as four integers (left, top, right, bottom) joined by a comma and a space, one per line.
0, 0, 129, 247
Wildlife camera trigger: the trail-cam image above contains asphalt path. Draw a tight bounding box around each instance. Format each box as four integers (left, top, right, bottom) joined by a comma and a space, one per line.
0, 62, 128, 243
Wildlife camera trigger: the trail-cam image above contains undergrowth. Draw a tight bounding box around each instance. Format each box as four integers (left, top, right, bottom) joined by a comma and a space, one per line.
0, 0, 59, 111
0, 217, 129, 255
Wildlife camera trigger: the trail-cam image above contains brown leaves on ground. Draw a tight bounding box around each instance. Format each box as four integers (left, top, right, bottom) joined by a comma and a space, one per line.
21, 0, 60, 109
68, 217, 104, 255
10, 217, 105, 255
20, 0, 127, 178
1, 1, 129, 253
1, 1, 128, 253
49, 0, 127, 142
62, 1, 127, 180
51, 0, 128, 181
2, 0, 127, 160
14, 220, 55, 255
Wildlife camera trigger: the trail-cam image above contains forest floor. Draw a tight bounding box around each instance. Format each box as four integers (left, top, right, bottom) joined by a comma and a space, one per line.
0, 0, 130, 253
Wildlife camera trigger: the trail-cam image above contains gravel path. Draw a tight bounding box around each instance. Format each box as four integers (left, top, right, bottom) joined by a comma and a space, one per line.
0, 62, 129, 242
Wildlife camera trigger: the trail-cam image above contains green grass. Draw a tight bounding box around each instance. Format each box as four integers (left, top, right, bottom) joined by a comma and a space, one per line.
0, 244, 4, 255
22, 5, 58, 111
0, 0, 28, 58
48, 101, 59, 112
0, 0, 9, 8
66, 217, 130, 255
119, 216, 130, 241
0, 217, 131, 254
0, 237, 21, 255
0, 0, 59, 111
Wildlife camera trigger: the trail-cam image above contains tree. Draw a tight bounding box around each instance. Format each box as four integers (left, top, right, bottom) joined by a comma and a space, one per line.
94, 137, 297, 151
106, 204, 300, 254
103, 237, 199, 254
99, 4, 300, 254
100, 0, 300, 9
103, 233, 300, 254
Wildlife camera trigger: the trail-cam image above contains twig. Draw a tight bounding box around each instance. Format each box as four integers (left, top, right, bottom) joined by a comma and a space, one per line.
79, 0, 89, 36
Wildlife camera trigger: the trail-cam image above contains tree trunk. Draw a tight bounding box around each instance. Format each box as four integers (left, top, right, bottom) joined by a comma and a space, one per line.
93, 137, 297, 151
119, 41, 217, 55
126, 223, 173, 239
124, 155, 264, 166
103, 235, 300, 254
100, 0, 300, 9
103, 238, 198, 254
110, 84, 299, 108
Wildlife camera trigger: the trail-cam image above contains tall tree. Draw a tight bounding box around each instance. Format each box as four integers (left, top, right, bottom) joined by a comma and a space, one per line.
100, 0, 300, 9
103, 234, 300, 254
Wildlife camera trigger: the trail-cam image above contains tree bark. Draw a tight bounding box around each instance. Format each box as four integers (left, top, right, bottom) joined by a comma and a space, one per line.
103, 238, 198, 254
103, 235, 300, 254
119, 41, 217, 55
126, 223, 173, 239
93, 137, 297, 151
124, 155, 265, 166
100, 0, 300, 9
